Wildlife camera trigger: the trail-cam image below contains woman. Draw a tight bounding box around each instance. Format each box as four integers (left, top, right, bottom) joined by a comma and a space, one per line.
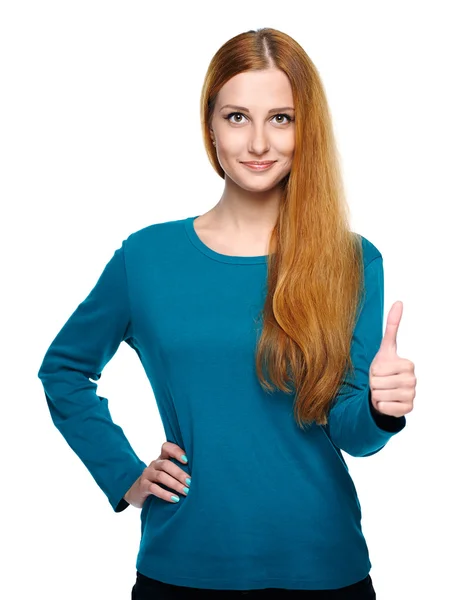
38, 27, 416, 598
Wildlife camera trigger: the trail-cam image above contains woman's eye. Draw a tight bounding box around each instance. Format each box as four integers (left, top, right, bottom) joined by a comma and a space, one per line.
273, 114, 293, 124
226, 112, 247, 124
224, 112, 293, 125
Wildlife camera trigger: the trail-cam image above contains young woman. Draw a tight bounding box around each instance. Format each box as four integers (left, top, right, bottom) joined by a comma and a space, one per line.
38, 27, 416, 599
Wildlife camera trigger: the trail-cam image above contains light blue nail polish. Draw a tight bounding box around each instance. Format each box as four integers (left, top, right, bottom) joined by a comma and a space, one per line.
183, 487, 189, 494
181, 454, 188, 463
185, 477, 191, 486
171, 495, 180, 502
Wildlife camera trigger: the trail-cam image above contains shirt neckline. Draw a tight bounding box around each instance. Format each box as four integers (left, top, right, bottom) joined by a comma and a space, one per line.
184, 216, 269, 265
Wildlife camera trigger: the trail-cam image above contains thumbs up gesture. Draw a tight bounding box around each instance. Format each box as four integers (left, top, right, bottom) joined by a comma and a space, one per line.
369, 301, 417, 418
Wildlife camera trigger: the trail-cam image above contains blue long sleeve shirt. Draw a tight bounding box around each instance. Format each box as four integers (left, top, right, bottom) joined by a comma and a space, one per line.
37, 215, 406, 591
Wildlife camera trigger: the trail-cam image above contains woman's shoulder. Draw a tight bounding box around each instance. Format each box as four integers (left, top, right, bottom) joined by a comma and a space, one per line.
353, 231, 383, 269
123, 216, 188, 250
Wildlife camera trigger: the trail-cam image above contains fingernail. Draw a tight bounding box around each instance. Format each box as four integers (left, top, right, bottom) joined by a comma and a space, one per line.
185, 477, 191, 486
171, 495, 180, 502
181, 454, 188, 463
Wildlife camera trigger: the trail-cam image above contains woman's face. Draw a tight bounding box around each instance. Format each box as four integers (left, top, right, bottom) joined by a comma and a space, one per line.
210, 68, 295, 192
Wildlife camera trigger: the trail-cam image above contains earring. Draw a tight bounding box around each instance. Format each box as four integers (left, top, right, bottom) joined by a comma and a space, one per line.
212, 140, 216, 146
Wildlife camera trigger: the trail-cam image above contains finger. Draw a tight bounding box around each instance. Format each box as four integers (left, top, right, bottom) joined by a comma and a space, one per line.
370, 374, 402, 389
374, 401, 408, 418
161, 441, 188, 463
157, 458, 191, 483
149, 469, 190, 499
380, 301, 403, 356
370, 360, 406, 377
371, 388, 412, 402
147, 460, 191, 489
147, 481, 185, 503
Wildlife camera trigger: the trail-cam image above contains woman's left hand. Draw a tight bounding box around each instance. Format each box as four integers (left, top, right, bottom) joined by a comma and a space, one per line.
369, 301, 416, 418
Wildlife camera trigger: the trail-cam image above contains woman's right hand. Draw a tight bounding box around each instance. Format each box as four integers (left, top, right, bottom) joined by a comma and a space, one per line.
123, 441, 191, 509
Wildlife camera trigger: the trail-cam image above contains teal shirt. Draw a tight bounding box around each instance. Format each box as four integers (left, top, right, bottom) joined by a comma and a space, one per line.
37, 216, 406, 591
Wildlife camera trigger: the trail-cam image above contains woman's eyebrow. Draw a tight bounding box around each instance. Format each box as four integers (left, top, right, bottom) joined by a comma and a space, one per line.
219, 104, 295, 114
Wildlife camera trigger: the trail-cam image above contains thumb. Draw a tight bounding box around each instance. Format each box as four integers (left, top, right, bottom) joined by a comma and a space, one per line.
379, 300, 403, 357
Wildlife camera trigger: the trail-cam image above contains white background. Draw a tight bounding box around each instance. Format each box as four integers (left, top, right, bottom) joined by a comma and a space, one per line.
1, 1, 458, 598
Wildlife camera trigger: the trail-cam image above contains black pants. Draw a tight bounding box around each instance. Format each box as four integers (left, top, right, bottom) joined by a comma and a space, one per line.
131, 571, 377, 599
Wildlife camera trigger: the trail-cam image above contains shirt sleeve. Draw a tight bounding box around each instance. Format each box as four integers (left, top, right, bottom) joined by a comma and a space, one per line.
37, 240, 148, 512
324, 255, 406, 457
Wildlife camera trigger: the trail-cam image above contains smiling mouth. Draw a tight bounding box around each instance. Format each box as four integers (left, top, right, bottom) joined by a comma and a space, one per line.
241, 161, 275, 165
241, 161, 276, 171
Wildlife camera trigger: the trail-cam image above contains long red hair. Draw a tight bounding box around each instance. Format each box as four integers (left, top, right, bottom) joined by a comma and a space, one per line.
200, 28, 365, 429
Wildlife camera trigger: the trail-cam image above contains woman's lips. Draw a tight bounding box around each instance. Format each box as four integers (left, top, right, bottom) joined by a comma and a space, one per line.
241, 161, 275, 171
